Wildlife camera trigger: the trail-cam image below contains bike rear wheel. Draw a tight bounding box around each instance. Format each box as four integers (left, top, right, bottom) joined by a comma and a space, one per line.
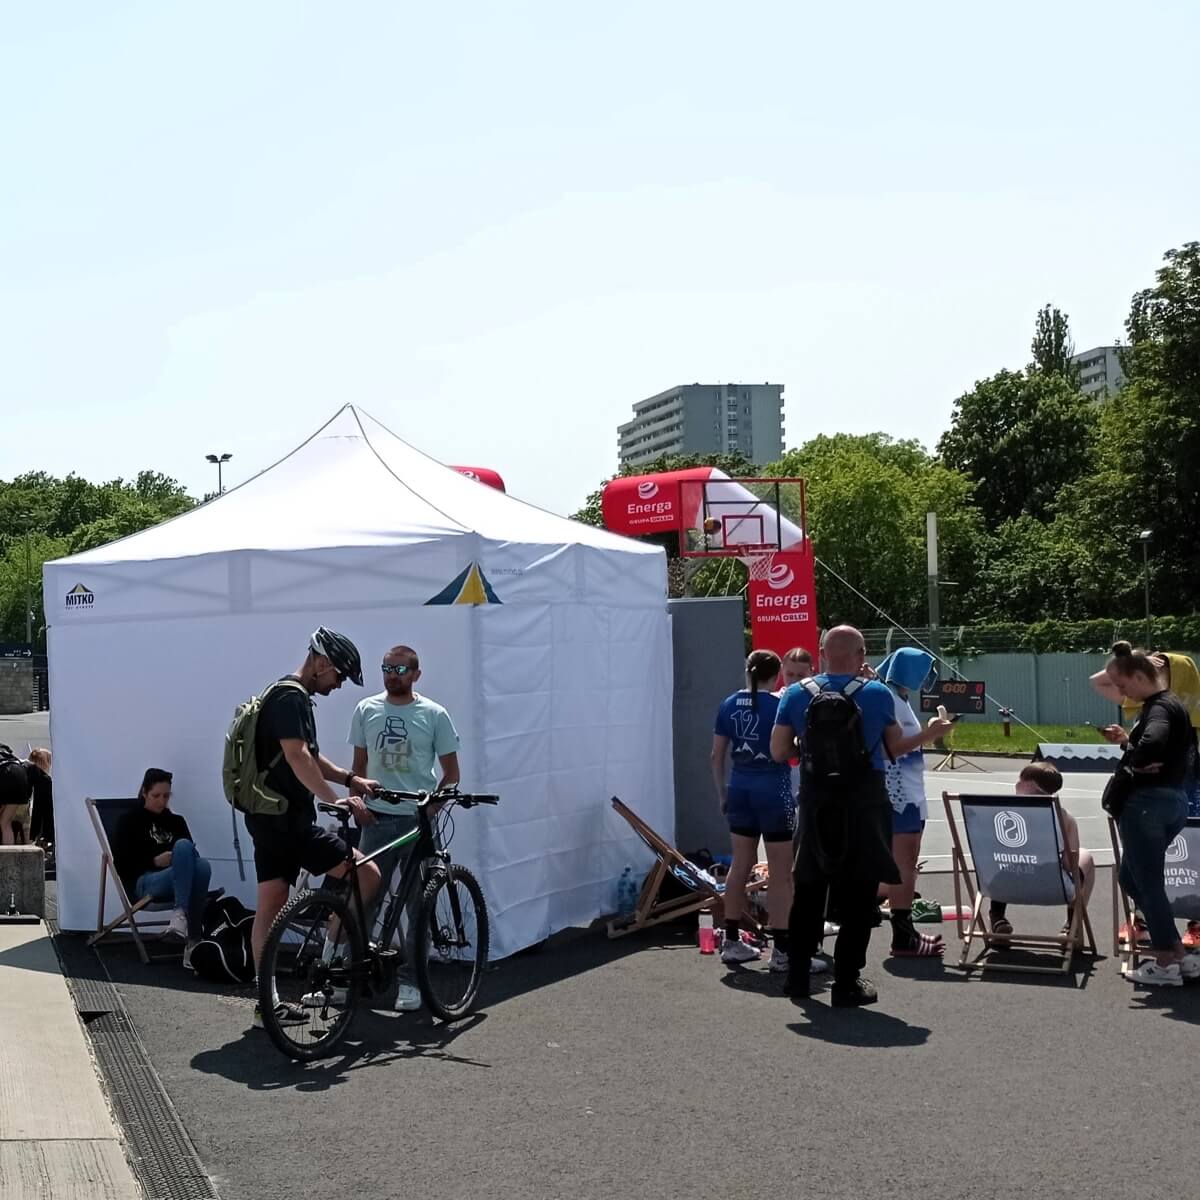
414, 865, 489, 1021
259, 888, 365, 1061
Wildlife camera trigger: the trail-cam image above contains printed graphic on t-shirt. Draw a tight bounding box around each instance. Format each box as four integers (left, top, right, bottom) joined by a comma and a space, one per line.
375, 714, 411, 775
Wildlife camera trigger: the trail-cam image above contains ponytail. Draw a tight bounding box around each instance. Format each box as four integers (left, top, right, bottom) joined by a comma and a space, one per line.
745, 649, 782, 697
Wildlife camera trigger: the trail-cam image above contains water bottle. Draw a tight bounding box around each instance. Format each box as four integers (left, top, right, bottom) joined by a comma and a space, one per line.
615, 866, 638, 916
698, 911, 716, 954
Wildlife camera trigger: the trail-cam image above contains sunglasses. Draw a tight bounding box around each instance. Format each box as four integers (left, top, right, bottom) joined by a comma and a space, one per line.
381, 664, 414, 676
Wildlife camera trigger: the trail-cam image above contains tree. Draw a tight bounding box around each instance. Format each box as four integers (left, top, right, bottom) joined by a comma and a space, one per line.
0, 469, 197, 646
1029, 304, 1079, 382
937, 369, 1097, 528
769, 437, 983, 628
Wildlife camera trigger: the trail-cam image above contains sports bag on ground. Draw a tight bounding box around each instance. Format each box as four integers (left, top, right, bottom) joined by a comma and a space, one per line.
190, 895, 255, 984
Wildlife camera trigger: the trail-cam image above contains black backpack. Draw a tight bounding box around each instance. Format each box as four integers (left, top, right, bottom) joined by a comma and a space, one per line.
799, 677, 872, 783
0, 745, 27, 802
190, 895, 255, 984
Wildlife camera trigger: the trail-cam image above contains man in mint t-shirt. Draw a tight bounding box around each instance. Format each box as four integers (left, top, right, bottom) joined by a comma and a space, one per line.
348, 643, 460, 1011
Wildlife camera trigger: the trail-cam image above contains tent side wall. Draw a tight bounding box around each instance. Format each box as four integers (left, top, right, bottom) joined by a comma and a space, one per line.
45, 548, 672, 955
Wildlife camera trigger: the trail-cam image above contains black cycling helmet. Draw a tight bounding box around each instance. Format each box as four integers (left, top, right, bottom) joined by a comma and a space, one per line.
308, 627, 363, 686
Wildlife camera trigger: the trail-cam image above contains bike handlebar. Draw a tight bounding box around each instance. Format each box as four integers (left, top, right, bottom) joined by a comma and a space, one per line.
316, 787, 499, 821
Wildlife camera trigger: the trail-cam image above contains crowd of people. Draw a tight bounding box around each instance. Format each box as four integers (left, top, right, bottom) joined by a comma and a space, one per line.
108, 627, 460, 1029
710, 629, 1200, 1003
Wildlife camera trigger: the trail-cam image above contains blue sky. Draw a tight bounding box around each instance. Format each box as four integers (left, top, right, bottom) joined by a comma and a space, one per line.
3, 2, 1197, 515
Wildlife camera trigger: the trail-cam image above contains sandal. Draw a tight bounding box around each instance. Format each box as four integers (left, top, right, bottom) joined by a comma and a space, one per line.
1119, 919, 1150, 946
891, 930, 945, 957
1184, 922, 1200, 948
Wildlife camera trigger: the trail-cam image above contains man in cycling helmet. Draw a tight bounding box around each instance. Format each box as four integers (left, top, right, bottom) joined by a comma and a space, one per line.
248, 627, 383, 1031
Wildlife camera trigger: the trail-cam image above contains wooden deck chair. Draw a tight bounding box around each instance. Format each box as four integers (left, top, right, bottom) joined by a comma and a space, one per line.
943, 792, 1097, 976
1109, 817, 1200, 975
606, 796, 766, 938
86, 797, 177, 964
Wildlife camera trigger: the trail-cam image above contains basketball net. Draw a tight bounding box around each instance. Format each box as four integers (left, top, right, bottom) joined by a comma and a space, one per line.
746, 551, 776, 581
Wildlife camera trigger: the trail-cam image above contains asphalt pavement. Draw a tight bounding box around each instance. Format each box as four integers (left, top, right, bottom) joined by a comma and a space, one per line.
70, 860, 1200, 1200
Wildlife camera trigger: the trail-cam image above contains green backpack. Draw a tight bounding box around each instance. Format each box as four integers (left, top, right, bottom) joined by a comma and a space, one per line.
222, 678, 309, 818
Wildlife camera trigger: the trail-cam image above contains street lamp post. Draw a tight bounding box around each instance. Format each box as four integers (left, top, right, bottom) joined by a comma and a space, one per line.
205, 453, 233, 495
1139, 529, 1153, 647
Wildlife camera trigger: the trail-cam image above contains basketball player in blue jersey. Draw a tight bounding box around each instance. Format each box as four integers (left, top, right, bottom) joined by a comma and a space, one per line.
711, 649, 815, 975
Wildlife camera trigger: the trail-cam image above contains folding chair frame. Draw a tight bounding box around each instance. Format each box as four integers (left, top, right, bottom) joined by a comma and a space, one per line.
606, 796, 766, 938
85, 797, 177, 964
1109, 816, 1200, 976
943, 792, 1097, 976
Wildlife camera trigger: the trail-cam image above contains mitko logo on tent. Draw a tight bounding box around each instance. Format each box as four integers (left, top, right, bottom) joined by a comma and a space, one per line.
1166, 834, 1189, 863
65, 583, 95, 610
994, 810, 1029, 848
425, 562, 503, 606
767, 562, 795, 590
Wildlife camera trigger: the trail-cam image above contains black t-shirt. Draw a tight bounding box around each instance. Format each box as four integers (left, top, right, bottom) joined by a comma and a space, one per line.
1128, 690, 1196, 789
254, 677, 319, 825
113, 806, 193, 896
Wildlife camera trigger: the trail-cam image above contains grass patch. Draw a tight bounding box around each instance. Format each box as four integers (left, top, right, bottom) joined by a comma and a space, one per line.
933, 722, 1106, 756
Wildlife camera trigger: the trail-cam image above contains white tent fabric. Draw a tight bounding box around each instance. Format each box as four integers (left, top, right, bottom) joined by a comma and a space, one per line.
44, 407, 673, 957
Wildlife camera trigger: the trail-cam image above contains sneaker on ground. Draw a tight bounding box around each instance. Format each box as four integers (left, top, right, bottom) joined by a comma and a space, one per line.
1129, 960, 1183, 987
165, 909, 189, 940
1179, 955, 1200, 982
720, 938, 761, 964
302, 987, 348, 1008
394, 983, 422, 1012
768, 948, 789, 973
830, 977, 879, 1007
810, 956, 829, 974
252, 1002, 309, 1028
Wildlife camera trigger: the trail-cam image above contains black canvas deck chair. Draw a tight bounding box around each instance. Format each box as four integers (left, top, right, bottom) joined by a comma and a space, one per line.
86, 797, 177, 963
606, 796, 766, 938
1109, 817, 1200, 975
943, 792, 1097, 975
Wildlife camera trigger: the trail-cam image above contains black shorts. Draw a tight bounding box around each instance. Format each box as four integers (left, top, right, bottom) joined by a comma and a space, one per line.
245, 814, 348, 887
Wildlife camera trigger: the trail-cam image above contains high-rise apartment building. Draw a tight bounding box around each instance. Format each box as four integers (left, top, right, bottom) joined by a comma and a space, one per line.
617, 383, 785, 470
1071, 346, 1126, 400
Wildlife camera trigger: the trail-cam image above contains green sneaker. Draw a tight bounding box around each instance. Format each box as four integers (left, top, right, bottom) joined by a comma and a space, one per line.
910, 899, 943, 924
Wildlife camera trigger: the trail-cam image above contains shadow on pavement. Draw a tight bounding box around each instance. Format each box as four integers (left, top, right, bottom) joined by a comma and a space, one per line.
190, 1010, 492, 1092
786, 1007, 932, 1047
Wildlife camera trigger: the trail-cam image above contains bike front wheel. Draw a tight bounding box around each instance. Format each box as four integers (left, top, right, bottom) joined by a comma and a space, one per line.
259, 887, 365, 1061
414, 865, 489, 1021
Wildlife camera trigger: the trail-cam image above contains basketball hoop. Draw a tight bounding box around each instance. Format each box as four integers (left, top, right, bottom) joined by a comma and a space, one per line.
746, 551, 776, 581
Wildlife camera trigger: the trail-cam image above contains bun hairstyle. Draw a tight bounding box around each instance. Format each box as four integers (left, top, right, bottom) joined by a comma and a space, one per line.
746, 649, 782, 697
1109, 641, 1161, 684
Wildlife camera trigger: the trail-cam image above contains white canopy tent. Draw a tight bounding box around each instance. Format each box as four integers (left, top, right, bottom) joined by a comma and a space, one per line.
43, 406, 672, 957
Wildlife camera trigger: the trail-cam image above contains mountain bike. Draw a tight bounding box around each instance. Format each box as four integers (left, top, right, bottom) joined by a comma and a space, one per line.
257, 786, 497, 1060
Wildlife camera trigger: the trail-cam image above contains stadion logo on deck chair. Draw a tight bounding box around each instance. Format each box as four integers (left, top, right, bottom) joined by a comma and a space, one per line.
1166, 834, 1189, 864
65, 583, 95, 610
994, 810, 1030, 849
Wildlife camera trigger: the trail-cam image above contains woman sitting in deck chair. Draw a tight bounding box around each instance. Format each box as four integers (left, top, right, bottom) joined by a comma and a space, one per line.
113, 769, 212, 969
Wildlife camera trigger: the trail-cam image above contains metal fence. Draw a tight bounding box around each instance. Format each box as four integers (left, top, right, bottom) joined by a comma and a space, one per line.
928, 650, 1200, 728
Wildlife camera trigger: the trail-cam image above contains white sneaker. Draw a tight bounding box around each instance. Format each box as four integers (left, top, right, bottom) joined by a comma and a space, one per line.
823, 921, 840, 938
768, 948, 789, 973
1179, 955, 1200, 981
1130, 960, 1183, 987
165, 909, 189, 940
720, 938, 760, 964
301, 987, 348, 1007
810, 956, 829, 974
394, 983, 422, 1012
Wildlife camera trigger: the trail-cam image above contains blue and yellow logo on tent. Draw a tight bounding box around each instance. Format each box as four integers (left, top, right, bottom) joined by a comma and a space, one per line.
425, 562, 502, 606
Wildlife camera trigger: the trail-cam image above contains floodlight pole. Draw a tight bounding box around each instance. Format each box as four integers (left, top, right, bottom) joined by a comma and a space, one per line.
926, 512, 940, 660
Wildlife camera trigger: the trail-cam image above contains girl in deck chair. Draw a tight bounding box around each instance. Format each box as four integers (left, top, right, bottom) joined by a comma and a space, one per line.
987, 763, 1096, 939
